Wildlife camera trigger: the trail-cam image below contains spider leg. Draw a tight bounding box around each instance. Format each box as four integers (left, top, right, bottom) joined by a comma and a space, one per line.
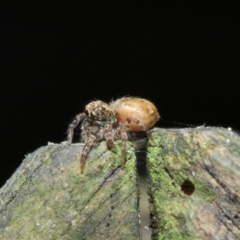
80, 134, 96, 173
67, 113, 86, 143
119, 127, 128, 167
126, 117, 153, 140
115, 125, 128, 167
104, 123, 116, 149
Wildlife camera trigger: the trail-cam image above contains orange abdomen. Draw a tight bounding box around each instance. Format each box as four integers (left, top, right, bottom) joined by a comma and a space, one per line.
112, 97, 160, 131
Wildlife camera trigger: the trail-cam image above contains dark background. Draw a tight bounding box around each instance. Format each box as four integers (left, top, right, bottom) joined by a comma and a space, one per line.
1, 2, 239, 187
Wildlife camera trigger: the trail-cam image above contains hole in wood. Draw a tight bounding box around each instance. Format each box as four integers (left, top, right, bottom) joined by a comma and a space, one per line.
181, 180, 195, 195
234, 214, 239, 219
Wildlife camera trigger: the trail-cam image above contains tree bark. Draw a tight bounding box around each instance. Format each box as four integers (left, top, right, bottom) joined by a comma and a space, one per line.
1, 127, 240, 240
148, 127, 240, 240
0, 141, 140, 240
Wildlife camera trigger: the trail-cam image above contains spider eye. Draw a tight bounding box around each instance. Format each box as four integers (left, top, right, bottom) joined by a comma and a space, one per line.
102, 107, 105, 110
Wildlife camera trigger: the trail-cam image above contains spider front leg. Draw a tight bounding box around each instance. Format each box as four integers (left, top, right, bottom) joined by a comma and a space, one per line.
80, 134, 96, 173
103, 122, 116, 150
67, 113, 86, 143
115, 126, 128, 167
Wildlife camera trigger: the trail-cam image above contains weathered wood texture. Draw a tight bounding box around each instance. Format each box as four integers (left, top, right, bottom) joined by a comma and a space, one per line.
1, 127, 240, 240
148, 127, 240, 240
0, 141, 140, 240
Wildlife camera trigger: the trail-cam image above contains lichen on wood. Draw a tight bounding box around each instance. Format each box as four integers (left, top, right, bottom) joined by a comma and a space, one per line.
148, 127, 240, 240
0, 141, 140, 240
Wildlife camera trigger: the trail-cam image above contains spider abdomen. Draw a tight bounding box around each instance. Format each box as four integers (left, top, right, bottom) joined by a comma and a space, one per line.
111, 97, 160, 131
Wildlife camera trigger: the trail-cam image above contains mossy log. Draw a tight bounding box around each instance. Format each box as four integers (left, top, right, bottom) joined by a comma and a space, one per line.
0, 127, 240, 240
148, 127, 240, 239
0, 141, 140, 240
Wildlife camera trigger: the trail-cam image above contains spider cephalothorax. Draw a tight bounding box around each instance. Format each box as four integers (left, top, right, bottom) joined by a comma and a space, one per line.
67, 100, 118, 173
67, 101, 117, 143
85, 100, 117, 123
67, 97, 160, 173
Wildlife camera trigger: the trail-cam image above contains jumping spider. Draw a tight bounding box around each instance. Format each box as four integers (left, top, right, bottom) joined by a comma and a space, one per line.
67, 97, 160, 173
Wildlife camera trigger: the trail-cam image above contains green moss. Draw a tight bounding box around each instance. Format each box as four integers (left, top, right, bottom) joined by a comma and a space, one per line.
147, 130, 218, 239
157, 230, 195, 240
193, 180, 216, 201
110, 141, 137, 191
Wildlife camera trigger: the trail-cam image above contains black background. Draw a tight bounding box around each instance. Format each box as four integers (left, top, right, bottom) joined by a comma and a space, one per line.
1, 2, 239, 187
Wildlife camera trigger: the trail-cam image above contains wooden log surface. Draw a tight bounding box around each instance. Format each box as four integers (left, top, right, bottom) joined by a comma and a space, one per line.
148, 127, 240, 239
0, 141, 140, 240
0, 127, 240, 239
